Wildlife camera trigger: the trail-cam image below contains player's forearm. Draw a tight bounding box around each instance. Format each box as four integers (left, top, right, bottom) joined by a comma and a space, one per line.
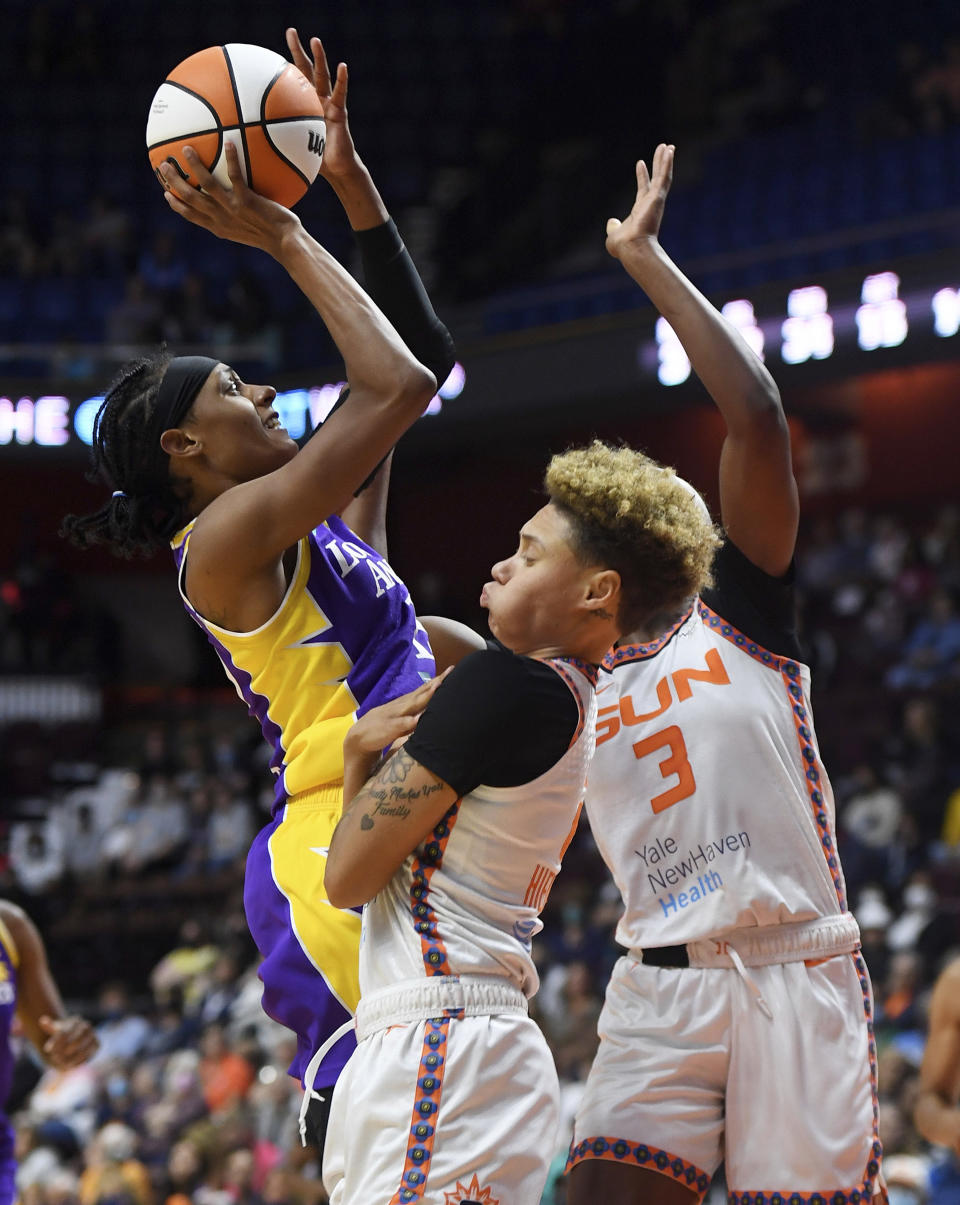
619, 238, 782, 430
328, 746, 456, 908
356, 221, 456, 388
325, 159, 390, 231
274, 224, 436, 400
341, 728, 387, 816
914, 1090, 960, 1151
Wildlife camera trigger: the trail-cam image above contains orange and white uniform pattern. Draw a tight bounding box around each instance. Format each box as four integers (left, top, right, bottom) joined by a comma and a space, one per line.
325, 652, 597, 1205
588, 601, 847, 943
570, 544, 881, 1202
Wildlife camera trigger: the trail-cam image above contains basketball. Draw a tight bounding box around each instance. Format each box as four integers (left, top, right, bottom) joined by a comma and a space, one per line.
146, 43, 325, 208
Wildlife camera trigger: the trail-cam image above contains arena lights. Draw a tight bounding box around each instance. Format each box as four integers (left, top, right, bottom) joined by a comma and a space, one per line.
653, 271, 955, 385
932, 288, 960, 338
855, 272, 907, 351
0, 362, 466, 450
781, 286, 835, 364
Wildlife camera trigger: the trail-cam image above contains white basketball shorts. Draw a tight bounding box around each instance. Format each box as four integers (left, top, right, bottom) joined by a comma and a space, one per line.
568, 950, 881, 1201
325, 1001, 560, 1204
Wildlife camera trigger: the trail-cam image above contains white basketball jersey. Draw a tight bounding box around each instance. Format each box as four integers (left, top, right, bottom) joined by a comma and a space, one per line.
586, 601, 848, 950
359, 659, 597, 999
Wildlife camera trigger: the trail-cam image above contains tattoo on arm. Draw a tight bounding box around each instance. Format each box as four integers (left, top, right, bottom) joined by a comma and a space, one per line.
357, 749, 447, 830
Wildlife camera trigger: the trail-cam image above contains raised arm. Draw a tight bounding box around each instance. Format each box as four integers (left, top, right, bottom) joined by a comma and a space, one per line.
160, 144, 436, 590
914, 958, 960, 1153
0, 902, 98, 1070
607, 144, 798, 576
287, 30, 456, 553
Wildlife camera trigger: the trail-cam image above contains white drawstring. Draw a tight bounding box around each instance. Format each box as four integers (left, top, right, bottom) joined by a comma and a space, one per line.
727, 946, 774, 1020
298, 1018, 355, 1146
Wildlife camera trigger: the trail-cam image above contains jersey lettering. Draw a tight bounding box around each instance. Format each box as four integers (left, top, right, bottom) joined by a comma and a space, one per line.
632, 725, 696, 813
595, 649, 730, 747
325, 537, 366, 577
672, 647, 730, 700
523, 863, 557, 911
367, 557, 402, 596
412, 618, 434, 662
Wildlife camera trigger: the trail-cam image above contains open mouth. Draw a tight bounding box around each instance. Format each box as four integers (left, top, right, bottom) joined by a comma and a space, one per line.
262, 411, 284, 431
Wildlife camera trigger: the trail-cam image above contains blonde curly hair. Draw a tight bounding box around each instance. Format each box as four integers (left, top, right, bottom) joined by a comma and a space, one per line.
545, 440, 722, 634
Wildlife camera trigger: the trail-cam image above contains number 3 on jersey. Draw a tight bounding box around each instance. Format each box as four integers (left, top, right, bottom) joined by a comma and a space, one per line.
596, 647, 731, 814
632, 724, 695, 813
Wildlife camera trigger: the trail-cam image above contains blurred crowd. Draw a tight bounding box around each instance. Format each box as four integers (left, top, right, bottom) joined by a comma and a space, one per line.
3, 1, 960, 368
1, 497, 960, 1202
2, 3, 960, 1201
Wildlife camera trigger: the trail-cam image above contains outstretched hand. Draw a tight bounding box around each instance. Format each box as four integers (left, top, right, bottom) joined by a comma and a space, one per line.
159, 143, 300, 254
38, 1014, 99, 1070
346, 671, 452, 759
285, 28, 358, 182
605, 143, 675, 261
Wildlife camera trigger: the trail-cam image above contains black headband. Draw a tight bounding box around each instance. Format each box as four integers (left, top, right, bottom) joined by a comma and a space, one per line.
142, 354, 220, 486
154, 355, 221, 433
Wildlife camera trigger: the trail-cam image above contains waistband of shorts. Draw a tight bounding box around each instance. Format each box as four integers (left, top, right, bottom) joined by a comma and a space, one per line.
632, 912, 861, 969
355, 975, 528, 1040
280, 783, 344, 811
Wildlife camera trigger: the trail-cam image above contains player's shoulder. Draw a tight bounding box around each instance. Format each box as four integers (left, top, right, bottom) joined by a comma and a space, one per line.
454, 640, 557, 684
0, 900, 34, 964
0, 900, 27, 929
444, 642, 577, 719
934, 956, 960, 996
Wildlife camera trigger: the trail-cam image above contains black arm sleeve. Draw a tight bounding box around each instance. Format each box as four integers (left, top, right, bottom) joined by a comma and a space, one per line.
700, 539, 802, 660
403, 643, 582, 797
299, 218, 457, 486
354, 218, 457, 388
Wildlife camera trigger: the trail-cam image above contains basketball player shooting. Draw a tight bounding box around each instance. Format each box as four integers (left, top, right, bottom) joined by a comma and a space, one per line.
62, 26, 455, 1168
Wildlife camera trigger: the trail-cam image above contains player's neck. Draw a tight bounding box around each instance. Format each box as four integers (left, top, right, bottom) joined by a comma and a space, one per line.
620, 600, 692, 648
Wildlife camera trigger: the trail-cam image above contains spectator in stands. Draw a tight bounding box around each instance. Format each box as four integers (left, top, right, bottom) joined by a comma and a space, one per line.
90, 982, 150, 1065
924, 505, 960, 592
105, 274, 165, 347
160, 1137, 208, 1205
204, 785, 253, 874
887, 870, 957, 976
78, 1120, 153, 1205
893, 538, 938, 614
164, 272, 218, 346
136, 230, 188, 307
541, 960, 602, 1080
194, 949, 246, 1031
878, 950, 926, 1033
0, 195, 40, 276
101, 774, 189, 879
885, 697, 954, 849
855, 886, 894, 989
220, 1147, 262, 1205
9, 825, 65, 898
149, 920, 221, 1016
869, 515, 910, 585
81, 193, 133, 277
796, 516, 845, 603
887, 589, 960, 691
838, 762, 904, 896
197, 1024, 255, 1117
42, 210, 85, 278
60, 801, 106, 887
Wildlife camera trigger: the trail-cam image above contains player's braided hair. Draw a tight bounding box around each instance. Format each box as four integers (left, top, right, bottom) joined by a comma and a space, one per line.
60, 351, 193, 558
545, 439, 722, 634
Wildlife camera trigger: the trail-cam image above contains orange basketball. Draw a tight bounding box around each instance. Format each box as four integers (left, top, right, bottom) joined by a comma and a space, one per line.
146, 43, 325, 207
